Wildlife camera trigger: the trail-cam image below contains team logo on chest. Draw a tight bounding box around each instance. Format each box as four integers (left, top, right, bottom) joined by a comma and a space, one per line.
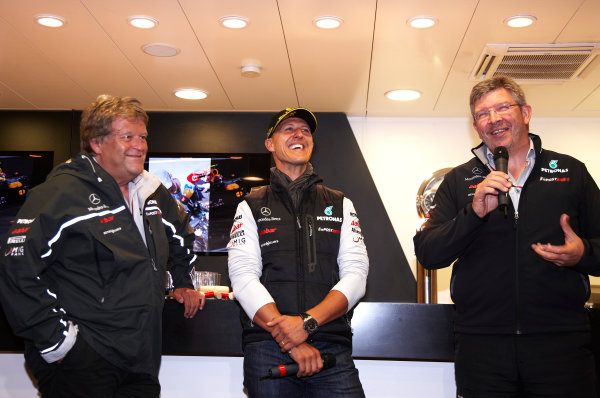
317, 205, 342, 224
89, 193, 101, 205
317, 206, 342, 223
541, 159, 568, 175
257, 206, 281, 222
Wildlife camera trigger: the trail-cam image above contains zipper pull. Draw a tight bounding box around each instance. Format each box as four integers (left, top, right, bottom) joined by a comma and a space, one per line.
296, 216, 301, 229
151, 258, 157, 271
514, 210, 519, 225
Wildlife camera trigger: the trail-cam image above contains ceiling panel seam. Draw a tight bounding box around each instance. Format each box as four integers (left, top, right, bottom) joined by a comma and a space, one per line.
364, 0, 378, 118
0, 13, 89, 108
433, 0, 480, 112
79, 0, 168, 108
552, 0, 586, 43
0, 80, 37, 109
177, 0, 233, 109
276, 0, 300, 107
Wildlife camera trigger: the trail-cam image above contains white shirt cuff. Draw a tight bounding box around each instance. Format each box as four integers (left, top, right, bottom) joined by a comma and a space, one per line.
41, 321, 78, 363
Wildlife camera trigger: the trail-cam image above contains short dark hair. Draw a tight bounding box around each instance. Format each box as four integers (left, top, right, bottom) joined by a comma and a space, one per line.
80, 95, 148, 153
469, 76, 527, 120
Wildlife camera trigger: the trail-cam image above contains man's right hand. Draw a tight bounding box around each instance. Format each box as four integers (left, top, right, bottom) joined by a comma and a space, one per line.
268, 315, 308, 352
472, 170, 512, 218
172, 288, 205, 318
288, 342, 324, 377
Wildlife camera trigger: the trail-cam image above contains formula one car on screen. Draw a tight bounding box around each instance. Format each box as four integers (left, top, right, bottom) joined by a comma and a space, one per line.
0, 163, 29, 206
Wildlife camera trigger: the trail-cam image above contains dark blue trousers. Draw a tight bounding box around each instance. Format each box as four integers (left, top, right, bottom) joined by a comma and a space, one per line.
243, 339, 365, 398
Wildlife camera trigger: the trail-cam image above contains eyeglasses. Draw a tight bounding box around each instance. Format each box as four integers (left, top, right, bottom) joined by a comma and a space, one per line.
110, 134, 148, 143
473, 103, 520, 122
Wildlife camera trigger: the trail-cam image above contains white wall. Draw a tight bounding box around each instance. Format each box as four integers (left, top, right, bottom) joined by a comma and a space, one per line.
348, 116, 600, 301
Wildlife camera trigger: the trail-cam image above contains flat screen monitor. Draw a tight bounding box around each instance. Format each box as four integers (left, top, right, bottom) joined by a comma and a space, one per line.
0, 151, 54, 240
146, 153, 271, 255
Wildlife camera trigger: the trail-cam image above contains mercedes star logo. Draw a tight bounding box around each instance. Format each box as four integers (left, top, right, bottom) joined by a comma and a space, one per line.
260, 207, 271, 216
89, 193, 101, 205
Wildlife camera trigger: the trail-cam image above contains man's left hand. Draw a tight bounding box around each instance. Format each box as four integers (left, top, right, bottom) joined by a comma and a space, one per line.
172, 288, 205, 318
531, 214, 585, 267
267, 315, 308, 352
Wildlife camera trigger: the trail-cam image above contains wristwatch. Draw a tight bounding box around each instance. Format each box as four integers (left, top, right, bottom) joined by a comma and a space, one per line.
300, 312, 319, 335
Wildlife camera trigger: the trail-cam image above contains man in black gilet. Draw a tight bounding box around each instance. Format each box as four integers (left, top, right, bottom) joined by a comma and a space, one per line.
228, 107, 369, 397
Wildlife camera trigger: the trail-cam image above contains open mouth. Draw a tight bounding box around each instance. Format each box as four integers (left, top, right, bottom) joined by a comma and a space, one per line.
289, 144, 304, 150
491, 128, 507, 136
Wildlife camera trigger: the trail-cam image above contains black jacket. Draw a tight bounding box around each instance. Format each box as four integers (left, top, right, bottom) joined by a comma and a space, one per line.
414, 134, 600, 334
0, 152, 196, 376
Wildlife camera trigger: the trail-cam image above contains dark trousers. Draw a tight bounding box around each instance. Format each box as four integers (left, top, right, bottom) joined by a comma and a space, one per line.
24, 337, 160, 398
454, 332, 597, 398
243, 339, 365, 398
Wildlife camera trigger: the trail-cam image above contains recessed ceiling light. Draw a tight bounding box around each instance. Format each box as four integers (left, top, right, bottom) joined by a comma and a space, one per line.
142, 43, 180, 57
128, 16, 158, 29
174, 89, 208, 100
504, 15, 536, 28
385, 90, 421, 101
35, 15, 65, 28
407, 16, 438, 29
219, 16, 249, 29
313, 16, 343, 29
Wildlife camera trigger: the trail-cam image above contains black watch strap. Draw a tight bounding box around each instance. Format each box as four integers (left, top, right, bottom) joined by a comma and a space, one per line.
300, 312, 319, 335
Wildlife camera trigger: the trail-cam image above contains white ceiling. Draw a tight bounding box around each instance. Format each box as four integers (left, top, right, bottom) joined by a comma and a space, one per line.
1, 0, 600, 118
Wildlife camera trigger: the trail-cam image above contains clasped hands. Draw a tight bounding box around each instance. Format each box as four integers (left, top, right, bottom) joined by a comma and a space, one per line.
267, 315, 323, 377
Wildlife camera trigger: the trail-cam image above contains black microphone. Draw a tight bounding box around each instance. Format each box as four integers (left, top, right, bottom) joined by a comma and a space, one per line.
493, 146, 509, 217
261, 353, 336, 379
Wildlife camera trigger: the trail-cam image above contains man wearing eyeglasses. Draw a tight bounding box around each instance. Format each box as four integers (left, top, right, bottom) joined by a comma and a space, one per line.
0, 95, 204, 397
414, 76, 600, 397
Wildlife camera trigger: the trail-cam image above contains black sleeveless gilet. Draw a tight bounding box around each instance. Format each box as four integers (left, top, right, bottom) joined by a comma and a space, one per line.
242, 174, 353, 347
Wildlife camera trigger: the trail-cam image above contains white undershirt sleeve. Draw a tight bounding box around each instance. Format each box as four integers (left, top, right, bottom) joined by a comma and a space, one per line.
332, 197, 369, 310
227, 201, 275, 320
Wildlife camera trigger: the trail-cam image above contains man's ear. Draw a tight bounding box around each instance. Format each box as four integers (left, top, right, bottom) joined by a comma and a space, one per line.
265, 138, 274, 153
520, 104, 532, 125
89, 137, 102, 155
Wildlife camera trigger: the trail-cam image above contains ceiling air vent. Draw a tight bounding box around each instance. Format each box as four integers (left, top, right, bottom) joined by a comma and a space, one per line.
471, 43, 600, 82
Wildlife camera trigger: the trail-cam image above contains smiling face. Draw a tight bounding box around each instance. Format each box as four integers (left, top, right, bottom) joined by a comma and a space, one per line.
91, 116, 148, 187
472, 88, 531, 154
265, 117, 314, 180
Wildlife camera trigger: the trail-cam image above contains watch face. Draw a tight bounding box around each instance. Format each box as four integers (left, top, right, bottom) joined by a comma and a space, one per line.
302, 314, 318, 334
